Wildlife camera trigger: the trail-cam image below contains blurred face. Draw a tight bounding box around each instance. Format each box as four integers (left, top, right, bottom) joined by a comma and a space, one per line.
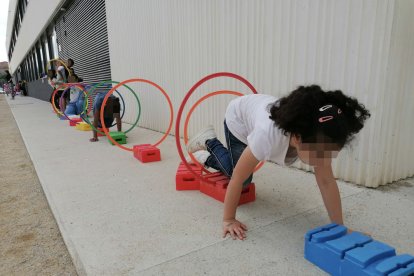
291, 135, 340, 167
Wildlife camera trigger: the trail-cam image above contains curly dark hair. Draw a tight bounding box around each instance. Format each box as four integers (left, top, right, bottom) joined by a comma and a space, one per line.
269, 85, 370, 147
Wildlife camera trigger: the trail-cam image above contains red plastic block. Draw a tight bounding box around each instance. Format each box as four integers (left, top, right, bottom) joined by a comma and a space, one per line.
97, 128, 105, 137
176, 162, 203, 190
133, 144, 161, 163
69, 118, 83, 126
199, 172, 256, 205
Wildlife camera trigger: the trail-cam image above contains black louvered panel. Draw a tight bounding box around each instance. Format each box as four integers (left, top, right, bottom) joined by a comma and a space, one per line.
55, 0, 111, 96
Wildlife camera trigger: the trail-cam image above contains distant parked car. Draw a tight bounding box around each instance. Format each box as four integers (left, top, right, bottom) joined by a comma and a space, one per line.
0, 87, 4, 94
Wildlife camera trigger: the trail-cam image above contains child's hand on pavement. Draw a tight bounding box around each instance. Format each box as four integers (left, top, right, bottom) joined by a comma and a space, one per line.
223, 219, 247, 240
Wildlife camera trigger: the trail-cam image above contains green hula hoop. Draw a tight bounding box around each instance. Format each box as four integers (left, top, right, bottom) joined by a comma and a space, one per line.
83, 80, 141, 135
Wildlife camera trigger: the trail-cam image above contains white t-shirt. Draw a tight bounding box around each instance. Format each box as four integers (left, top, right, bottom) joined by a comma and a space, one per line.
225, 94, 297, 166
69, 86, 81, 103
57, 65, 67, 83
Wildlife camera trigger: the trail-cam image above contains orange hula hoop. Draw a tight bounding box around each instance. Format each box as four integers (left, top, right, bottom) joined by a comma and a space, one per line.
100, 78, 174, 152
51, 83, 72, 115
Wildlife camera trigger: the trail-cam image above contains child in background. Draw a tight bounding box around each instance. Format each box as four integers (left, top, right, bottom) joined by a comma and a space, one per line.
55, 60, 68, 111
20, 81, 27, 96
14, 82, 20, 96
48, 69, 60, 109
5, 70, 14, 99
55, 60, 67, 83
47, 69, 57, 87
89, 92, 122, 142
48, 64, 67, 111
67, 58, 75, 76
64, 74, 85, 116
186, 85, 370, 240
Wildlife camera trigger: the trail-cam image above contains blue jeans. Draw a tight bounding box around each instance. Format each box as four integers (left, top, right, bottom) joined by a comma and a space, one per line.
94, 92, 114, 128
205, 121, 253, 187
65, 102, 77, 115
93, 92, 106, 113
65, 99, 85, 116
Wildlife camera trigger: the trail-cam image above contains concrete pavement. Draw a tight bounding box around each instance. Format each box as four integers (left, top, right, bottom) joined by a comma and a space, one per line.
6, 96, 414, 275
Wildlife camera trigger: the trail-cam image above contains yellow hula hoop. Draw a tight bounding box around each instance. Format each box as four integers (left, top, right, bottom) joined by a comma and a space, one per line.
51, 83, 90, 117
45, 58, 73, 77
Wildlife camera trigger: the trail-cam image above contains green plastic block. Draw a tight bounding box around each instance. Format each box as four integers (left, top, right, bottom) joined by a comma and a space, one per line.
108, 131, 127, 145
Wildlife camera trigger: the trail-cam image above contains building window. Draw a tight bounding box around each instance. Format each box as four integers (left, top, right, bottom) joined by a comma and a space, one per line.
51, 29, 59, 59
32, 50, 39, 79
20, 0, 27, 15
29, 55, 35, 81
47, 34, 54, 61
27, 57, 32, 81
43, 36, 50, 64
37, 43, 45, 76
36, 47, 41, 77
23, 61, 28, 81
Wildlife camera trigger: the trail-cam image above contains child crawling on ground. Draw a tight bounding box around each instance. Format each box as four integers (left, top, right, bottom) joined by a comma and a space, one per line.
89, 92, 122, 142
186, 85, 370, 240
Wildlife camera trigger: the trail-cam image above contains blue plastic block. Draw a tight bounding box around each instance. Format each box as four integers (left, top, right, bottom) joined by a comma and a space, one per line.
326, 232, 373, 257
373, 254, 414, 276
305, 223, 338, 239
342, 240, 396, 275
304, 223, 348, 275
389, 262, 414, 276
305, 224, 414, 276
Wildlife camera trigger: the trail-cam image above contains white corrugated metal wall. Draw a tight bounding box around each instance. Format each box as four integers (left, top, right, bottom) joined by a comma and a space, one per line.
105, 0, 414, 187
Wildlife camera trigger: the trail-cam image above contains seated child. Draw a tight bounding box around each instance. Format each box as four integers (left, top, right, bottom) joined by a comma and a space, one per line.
48, 68, 69, 111
48, 69, 59, 107
89, 92, 122, 142
64, 75, 85, 116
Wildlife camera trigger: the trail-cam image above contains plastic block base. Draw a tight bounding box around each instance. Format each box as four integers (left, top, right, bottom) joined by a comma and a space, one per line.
371, 254, 414, 276
69, 118, 83, 126
175, 165, 256, 205
75, 122, 92, 131
304, 223, 414, 276
199, 172, 255, 206
97, 128, 105, 137
133, 144, 161, 163
176, 162, 202, 190
108, 131, 127, 145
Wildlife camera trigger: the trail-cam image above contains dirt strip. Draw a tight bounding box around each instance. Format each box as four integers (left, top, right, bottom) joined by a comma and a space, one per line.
0, 95, 77, 275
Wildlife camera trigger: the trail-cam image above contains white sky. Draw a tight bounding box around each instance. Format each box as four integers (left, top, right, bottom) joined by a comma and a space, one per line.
0, 0, 10, 62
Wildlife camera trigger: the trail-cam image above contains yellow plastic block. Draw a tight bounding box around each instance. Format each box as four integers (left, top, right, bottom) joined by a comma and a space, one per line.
75, 122, 92, 131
